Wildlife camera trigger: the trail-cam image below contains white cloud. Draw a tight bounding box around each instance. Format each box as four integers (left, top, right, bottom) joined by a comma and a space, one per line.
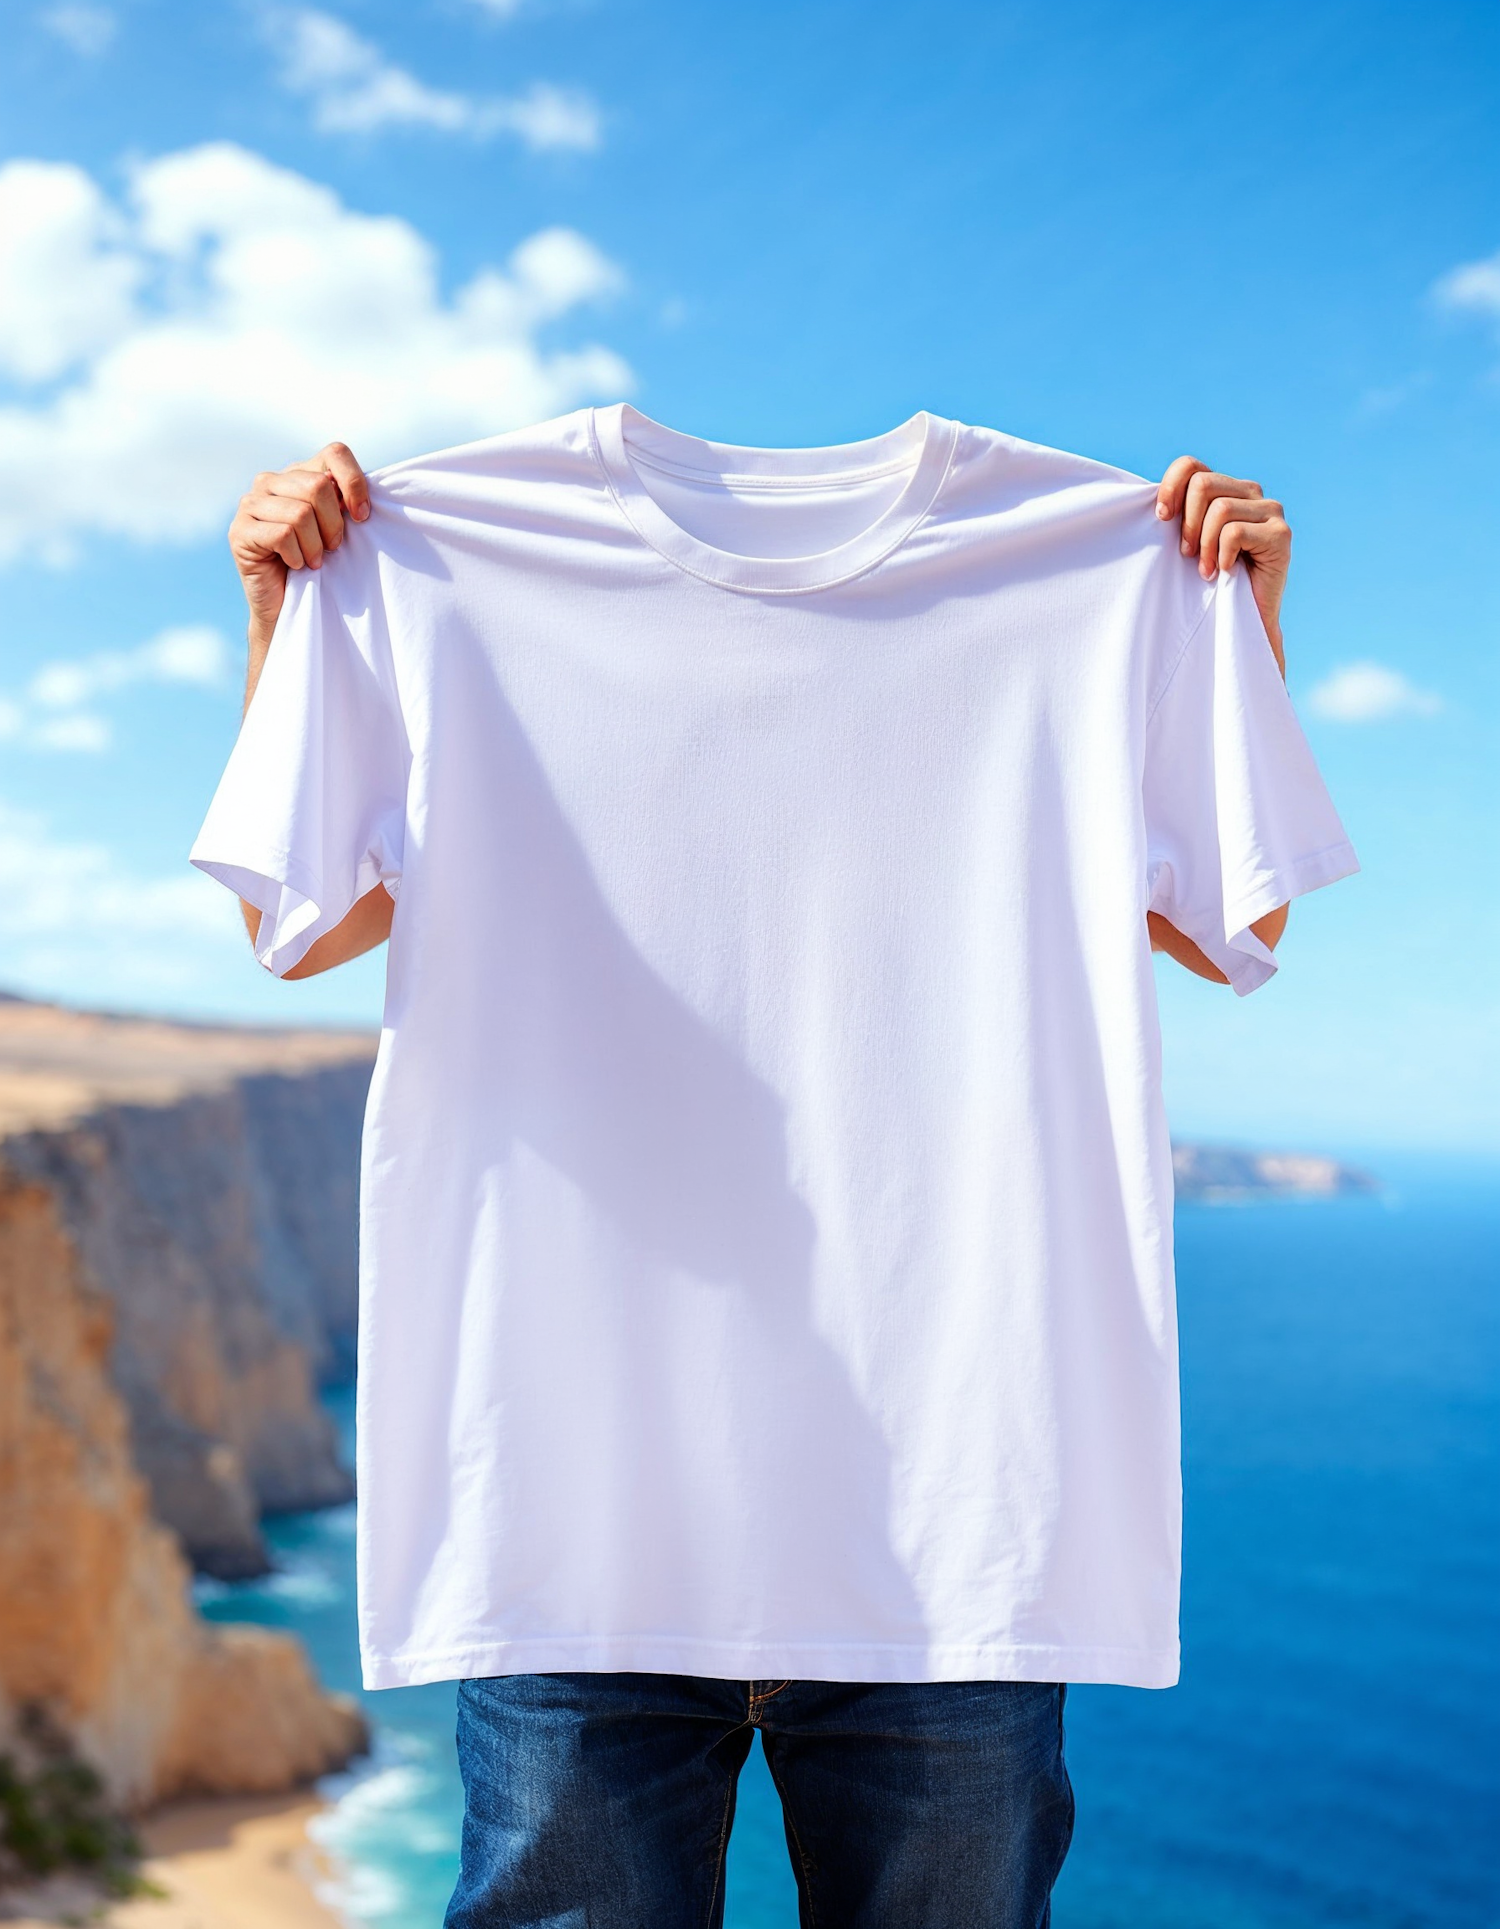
1352, 370, 1431, 421
268, 9, 601, 150
0, 160, 141, 380
29, 625, 233, 708
0, 143, 630, 566
1433, 247, 1500, 381
0, 801, 224, 939
30, 711, 111, 752
1306, 661, 1442, 723
487, 83, 602, 152
0, 625, 235, 752
0, 797, 243, 1001
40, 4, 116, 56
1434, 248, 1500, 324
0, 696, 110, 752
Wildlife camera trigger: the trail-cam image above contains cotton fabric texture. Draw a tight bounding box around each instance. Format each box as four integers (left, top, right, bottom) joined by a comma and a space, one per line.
191, 405, 1359, 1692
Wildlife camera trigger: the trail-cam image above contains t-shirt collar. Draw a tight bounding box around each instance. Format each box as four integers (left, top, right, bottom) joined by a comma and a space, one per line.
590, 402, 958, 595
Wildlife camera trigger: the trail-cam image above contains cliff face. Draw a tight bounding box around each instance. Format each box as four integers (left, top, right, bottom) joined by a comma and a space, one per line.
0, 1000, 374, 1578
0, 1173, 366, 1811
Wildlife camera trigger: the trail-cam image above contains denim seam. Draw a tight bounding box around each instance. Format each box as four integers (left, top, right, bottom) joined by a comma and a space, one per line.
747, 1680, 792, 1720
703, 1773, 737, 1929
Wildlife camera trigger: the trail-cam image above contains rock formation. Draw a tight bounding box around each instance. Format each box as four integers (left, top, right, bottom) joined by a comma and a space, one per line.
0, 1171, 365, 1811
1171, 1141, 1378, 1201
0, 998, 374, 1577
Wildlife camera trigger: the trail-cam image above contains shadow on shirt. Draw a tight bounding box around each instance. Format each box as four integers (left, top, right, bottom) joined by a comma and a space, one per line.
372, 633, 929, 1654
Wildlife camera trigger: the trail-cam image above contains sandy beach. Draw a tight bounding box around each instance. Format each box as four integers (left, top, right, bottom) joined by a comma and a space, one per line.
1, 1792, 346, 1929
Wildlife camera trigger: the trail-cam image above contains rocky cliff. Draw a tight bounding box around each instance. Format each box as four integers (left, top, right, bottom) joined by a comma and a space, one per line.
0, 998, 375, 1578
0, 1171, 365, 1812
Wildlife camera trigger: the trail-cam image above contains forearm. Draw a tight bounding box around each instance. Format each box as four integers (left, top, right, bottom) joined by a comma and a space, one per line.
242, 621, 275, 715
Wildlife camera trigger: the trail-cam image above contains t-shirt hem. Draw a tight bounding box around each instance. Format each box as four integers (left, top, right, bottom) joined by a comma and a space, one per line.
359, 1636, 1181, 1692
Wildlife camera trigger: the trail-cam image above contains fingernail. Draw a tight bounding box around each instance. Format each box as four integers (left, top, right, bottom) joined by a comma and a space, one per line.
1200, 560, 1212, 578
355, 503, 369, 520
1181, 538, 1192, 555
1156, 501, 1171, 519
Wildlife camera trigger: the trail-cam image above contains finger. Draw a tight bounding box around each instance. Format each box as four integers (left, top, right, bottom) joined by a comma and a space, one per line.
1156, 455, 1207, 523
256, 469, 344, 548
319, 442, 371, 522
1182, 471, 1262, 561
1216, 507, 1290, 578
285, 444, 369, 524
231, 507, 299, 571
1195, 497, 1280, 570
241, 516, 307, 573
1183, 472, 1263, 555
227, 505, 260, 561
238, 473, 285, 525
306, 472, 345, 553
282, 497, 325, 568
249, 499, 325, 569
1198, 496, 1283, 578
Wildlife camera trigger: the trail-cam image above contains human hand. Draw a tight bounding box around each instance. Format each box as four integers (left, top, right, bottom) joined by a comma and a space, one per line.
1155, 458, 1291, 675
228, 443, 370, 658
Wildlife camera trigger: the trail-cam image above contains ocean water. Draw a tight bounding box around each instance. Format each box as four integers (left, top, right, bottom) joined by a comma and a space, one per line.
198, 1161, 1500, 1927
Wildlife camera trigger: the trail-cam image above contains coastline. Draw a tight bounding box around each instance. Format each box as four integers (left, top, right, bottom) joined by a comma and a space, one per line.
0, 1792, 347, 1929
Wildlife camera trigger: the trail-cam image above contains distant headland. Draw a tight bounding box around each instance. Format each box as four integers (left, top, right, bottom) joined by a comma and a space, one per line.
1172, 1141, 1379, 1202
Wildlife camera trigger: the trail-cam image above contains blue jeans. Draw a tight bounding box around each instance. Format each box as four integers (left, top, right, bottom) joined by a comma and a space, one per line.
446, 1674, 1075, 1928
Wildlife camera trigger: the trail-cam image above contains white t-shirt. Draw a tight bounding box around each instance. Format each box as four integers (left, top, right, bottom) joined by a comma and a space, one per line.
192, 405, 1358, 1691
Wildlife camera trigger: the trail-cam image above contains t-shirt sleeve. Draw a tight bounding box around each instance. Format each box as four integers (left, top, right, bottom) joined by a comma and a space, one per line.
1143, 563, 1359, 996
189, 558, 408, 978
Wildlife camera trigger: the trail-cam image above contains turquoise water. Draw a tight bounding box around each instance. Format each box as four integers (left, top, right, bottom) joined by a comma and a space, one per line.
199, 1162, 1500, 1927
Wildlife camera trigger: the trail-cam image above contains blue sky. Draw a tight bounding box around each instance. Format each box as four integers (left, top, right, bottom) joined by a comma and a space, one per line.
0, 0, 1495, 1156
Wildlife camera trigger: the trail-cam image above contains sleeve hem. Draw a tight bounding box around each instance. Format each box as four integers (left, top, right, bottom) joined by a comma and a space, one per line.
1222, 839, 1362, 998
189, 845, 336, 978
1225, 838, 1362, 937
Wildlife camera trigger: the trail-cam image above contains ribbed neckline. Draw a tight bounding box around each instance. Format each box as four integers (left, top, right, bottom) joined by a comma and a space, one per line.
589, 403, 958, 595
